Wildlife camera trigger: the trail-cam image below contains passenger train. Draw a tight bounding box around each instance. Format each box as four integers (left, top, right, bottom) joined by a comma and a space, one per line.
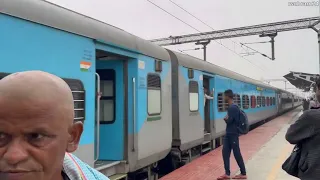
0, 0, 302, 179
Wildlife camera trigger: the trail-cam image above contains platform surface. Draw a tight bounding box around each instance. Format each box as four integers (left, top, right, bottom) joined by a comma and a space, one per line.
160, 108, 302, 180
235, 112, 302, 180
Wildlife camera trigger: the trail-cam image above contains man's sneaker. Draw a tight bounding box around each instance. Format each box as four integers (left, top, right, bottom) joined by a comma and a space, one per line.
217, 174, 231, 180
232, 174, 247, 179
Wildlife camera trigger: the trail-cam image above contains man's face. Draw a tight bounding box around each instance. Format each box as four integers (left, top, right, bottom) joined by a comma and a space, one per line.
0, 97, 74, 180
224, 95, 229, 103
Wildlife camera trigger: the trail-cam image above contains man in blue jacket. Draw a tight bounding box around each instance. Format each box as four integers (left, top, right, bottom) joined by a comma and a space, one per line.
217, 89, 247, 180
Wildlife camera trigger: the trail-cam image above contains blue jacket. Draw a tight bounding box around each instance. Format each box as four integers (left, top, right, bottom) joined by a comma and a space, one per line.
225, 104, 240, 135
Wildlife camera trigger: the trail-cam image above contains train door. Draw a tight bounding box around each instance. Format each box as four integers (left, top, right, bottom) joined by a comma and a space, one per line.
203, 76, 210, 133
209, 77, 215, 130
94, 49, 129, 165
277, 93, 282, 113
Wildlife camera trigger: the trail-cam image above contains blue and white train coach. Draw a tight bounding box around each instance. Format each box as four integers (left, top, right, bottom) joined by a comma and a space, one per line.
0, 0, 302, 180
1, 0, 172, 179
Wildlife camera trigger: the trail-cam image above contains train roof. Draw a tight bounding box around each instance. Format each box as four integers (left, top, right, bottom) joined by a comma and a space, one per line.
1, 0, 298, 96
0, 0, 170, 61
170, 50, 292, 92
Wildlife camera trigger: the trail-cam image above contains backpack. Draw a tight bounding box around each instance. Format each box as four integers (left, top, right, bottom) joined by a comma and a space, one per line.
233, 104, 249, 134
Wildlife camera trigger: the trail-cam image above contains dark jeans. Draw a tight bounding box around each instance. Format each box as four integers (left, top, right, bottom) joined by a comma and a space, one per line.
222, 135, 246, 176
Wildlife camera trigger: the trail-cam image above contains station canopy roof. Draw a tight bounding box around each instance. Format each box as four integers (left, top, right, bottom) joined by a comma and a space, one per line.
283, 71, 319, 91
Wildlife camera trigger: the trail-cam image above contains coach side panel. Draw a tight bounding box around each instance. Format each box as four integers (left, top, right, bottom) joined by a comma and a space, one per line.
0, 13, 96, 165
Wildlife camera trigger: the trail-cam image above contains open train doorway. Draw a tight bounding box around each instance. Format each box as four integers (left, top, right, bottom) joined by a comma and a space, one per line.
203, 76, 211, 134
94, 49, 129, 170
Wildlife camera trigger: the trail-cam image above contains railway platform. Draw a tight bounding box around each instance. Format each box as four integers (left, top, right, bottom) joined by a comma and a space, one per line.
160, 108, 302, 180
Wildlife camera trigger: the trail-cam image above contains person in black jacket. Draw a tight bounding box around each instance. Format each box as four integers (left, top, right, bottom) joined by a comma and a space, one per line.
285, 78, 320, 180
217, 89, 247, 180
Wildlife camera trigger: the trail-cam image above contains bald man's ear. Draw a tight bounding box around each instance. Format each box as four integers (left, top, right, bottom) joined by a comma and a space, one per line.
66, 121, 83, 153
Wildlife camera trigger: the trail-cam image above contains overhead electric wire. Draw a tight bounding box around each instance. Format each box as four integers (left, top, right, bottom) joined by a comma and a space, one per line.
240, 43, 271, 60
167, 0, 272, 62
146, 0, 267, 72
146, 0, 201, 32
168, 0, 215, 30
242, 41, 270, 45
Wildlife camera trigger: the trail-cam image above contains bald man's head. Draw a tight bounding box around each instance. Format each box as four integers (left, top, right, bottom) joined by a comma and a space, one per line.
0, 71, 74, 125
0, 71, 83, 180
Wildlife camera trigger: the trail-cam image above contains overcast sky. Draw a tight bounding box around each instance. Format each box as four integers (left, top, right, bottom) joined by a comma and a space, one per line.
47, 0, 319, 94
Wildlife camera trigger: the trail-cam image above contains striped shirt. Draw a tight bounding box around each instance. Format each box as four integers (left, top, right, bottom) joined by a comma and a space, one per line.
63, 153, 109, 180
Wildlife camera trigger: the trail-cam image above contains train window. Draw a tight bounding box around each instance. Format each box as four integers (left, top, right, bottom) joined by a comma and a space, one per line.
233, 94, 241, 107
0, 73, 86, 122
266, 97, 269, 106
250, 95, 256, 108
147, 74, 162, 115
272, 97, 276, 105
285, 97, 290, 103
242, 95, 249, 109
218, 93, 223, 112
99, 80, 115, 122
237, 94, 241, 107
262, 96, 266, 107
189, 81, 199, 112
218, 93, 229, 112
97, 69, 116, 123
257, 96, 261, 108
269, 97, 272, 106
64, 79, 85, 122
266, 97, 268, 106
